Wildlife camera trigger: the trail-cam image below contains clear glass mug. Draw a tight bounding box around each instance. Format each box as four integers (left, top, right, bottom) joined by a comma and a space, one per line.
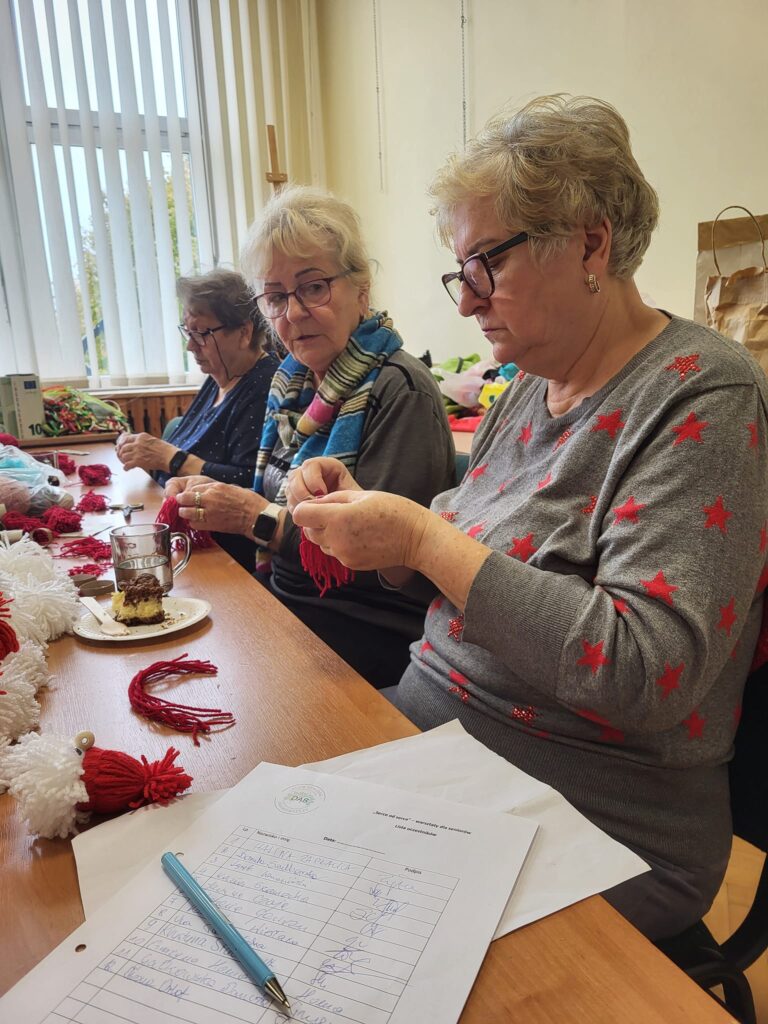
110, 523, 191, 594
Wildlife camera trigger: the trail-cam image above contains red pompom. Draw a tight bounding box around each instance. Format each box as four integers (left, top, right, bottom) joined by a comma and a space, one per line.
57, 454, 76, 475
156, 494, 216, 549
76, 491, 109, 513
78, 464, 112, 485
299, 530, 354, 597
41, 506, 83, 533
0, 432, 20, 446
1, 510, 55, 545
78, 745, 192, 813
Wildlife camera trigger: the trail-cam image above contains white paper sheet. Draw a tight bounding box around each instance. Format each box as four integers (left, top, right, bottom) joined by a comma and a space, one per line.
6, 762, 537, 1024
74, 722, 648, 936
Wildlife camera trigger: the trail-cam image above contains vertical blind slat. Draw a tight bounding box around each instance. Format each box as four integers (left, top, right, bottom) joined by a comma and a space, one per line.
218, 0, 248, 251
239, 0, 267, 218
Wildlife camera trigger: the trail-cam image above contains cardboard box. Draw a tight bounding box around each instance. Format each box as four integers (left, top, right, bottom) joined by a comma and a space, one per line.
0, 374, 46, 440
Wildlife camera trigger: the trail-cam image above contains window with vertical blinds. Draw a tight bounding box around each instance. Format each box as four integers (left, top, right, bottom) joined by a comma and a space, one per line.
0, 0, 325, 389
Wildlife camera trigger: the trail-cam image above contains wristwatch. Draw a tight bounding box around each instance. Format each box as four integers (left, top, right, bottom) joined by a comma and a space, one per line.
168, 448, 189, 476
251, 502, 282, 546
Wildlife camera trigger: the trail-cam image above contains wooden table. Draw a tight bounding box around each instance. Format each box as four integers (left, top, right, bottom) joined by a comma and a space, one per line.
0, 444, 735, 1023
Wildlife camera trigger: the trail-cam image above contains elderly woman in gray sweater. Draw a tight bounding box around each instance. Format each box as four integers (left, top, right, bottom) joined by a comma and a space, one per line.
289, 95, 768, 942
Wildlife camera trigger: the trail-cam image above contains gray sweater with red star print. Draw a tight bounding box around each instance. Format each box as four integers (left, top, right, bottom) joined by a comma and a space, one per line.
396, 315, 768, 912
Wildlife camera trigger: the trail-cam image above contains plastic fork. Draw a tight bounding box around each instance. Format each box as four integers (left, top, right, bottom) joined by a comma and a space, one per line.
78, 596, 130, 637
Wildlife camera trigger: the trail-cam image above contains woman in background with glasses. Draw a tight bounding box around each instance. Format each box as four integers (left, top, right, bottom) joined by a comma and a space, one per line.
116, 269, 278, 566
288, 96, 768, 942
167, 185, 454, 688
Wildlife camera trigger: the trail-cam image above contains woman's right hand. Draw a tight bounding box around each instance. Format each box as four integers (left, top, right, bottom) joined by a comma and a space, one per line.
285, 457, 362, 513
165, 474, 214, 498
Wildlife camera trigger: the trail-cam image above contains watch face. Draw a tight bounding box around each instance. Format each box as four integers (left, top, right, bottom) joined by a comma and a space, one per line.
254, 509, 278, 543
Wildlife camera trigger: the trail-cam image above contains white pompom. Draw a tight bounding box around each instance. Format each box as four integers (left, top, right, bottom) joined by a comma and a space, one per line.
0, 732, 88, 838
1, 640, 48, 694
0, 536, 56, 582
0, 641, 48, 743
0, 570, 78, 643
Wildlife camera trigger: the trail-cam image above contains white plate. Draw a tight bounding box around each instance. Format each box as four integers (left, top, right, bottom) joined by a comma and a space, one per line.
73, 597, 211, 643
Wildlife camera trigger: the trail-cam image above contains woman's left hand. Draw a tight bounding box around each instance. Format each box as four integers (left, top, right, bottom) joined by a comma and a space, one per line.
174, 480, 262, 537
116, 432, 175, 473
292, 490, 428, 571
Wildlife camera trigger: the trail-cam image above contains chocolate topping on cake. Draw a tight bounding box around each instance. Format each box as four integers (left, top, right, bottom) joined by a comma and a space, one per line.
122, 573, 164, 603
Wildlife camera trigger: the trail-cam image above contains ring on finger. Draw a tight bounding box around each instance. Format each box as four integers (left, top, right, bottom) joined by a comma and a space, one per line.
195, 506, 206, 523
193, 490, 202, 509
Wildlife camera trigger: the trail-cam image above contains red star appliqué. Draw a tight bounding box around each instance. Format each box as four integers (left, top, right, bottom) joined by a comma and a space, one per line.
612, 597, 630, 615
469, 463, 489, 481
576, 708, 624, 742
506, 532, 538, 562
448, 614, 464, 641
577, 639, 610, 674
612, 496, 646, 525
537, 472, 552, 490
640, 570, 678, 606
683, 709, 705, 739
553, 429, 572, 451
717, 597, 737, 637
428, 596, 444, 616
516, 370, 526, 382
703, 495, 732, 534
655, 662, 684, 700
510, 704, 537, 724
748, 422, 758, 448
466, 522, 486, 539
440, 510, 457, 522
665, 354, 701, 381
671, 411, 709, 446
448, 668, 470, 702
498, 478, 514, 494
761, 522, 768, 553
518, 422, 533, 445
592, 409, 625, 439
581, 495, 597, 516
420, 641, 433, 656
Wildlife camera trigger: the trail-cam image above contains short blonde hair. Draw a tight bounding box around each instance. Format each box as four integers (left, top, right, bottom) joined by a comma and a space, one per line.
429, 94, 659, 279
240, 185, 372, 292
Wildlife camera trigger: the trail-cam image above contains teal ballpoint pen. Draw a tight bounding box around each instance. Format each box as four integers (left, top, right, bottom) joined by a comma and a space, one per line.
161, 851, 291, 1012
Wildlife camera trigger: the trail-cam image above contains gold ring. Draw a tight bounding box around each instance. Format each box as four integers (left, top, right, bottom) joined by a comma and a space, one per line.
195, 506, 205, 523
194, 490, 202, 509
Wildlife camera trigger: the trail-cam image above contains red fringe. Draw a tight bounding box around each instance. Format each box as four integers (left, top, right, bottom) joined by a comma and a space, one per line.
299, 531, 354, 597
0, 592, 20, 662
78, 464, 112, 485
57, 454, 76, 475
156, 495, 216, 549
57, 536, 112, 561
128, 653, 235, 746
67, 562, 109, 578
76, 491, 110, 513
79, 745, 192, 812
41, 506, 82, 533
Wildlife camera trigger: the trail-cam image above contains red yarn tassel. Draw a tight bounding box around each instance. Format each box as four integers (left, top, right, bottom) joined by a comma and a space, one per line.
57, 536, 112, 561
76, 491, 110, 513
79, 745, 192, 812
41, 506, 83, 533
67, 562, 109, 578
128, 653, 235, 745
78, 464, 112, 485
156, 495, 216, 549
299, 530, 354, 597
0, 592, 20, 662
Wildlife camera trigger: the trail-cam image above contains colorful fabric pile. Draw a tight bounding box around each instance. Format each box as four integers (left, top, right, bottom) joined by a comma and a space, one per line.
42, 386, 129, 437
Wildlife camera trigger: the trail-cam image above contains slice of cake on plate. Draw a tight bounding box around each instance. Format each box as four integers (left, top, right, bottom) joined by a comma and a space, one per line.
111, 573, 165, 626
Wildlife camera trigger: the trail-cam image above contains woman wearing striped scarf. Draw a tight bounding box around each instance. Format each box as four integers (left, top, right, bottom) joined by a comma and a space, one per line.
169, 186, 455, 688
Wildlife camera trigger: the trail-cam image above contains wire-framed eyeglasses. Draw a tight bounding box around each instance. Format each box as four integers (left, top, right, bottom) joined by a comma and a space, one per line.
441, 231, 529, 305
254, 271, 353, 320
177, 323, 230, 346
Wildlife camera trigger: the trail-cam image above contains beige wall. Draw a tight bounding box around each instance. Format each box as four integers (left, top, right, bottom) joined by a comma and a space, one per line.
316, 0, 768, 363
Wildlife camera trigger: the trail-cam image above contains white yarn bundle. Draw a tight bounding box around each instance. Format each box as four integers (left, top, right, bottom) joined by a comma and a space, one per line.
0, 571, 78, 646
0, 641, 48, 742
0, 535, 56, 582
0, 732, 88, 839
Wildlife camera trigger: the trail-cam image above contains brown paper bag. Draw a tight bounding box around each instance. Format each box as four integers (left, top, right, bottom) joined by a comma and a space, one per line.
699, 206, 768, 374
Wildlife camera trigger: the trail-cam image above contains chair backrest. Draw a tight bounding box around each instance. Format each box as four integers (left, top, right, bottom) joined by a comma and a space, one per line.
161, 416, 183, 442
729, 663, 768, 853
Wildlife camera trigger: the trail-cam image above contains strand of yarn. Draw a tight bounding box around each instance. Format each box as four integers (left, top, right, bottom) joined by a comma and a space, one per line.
128, 653, 235, 745
57, 536, 112, 561
56, 454, 76, 475
75, 491, 109, 513
0, 593, 20, 662
155, 495, 216, 549
41, 506, 82, 533
299, 530, 354, 598
67, 562, 109, 578
78, 464, 112, 486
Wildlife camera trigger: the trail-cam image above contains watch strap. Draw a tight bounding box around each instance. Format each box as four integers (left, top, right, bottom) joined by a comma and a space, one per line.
168, 449, 189, 476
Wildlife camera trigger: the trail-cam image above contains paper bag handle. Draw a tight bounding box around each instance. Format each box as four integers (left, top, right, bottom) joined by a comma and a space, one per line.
711, 205, 767, 275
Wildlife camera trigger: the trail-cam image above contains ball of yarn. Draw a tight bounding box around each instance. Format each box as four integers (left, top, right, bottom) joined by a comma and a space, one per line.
0, 476, 31, 515
0, 571, 79, 645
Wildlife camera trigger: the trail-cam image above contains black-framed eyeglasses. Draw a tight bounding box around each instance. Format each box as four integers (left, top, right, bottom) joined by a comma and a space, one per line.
177, 323, 230, 346
441, 231, 529, 305
254, 271, 353, 320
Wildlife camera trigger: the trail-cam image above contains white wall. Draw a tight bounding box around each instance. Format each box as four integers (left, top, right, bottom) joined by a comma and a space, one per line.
317, 0, 768, 363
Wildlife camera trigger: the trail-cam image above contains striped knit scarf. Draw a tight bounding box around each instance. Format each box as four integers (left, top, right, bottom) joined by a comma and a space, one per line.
253, 310, 402, 503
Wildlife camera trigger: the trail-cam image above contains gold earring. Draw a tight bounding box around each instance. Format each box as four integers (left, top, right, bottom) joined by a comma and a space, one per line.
587, 273, 600, 294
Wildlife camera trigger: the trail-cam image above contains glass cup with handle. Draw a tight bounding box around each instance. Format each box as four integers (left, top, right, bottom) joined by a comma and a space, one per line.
110, 523, 191, 594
